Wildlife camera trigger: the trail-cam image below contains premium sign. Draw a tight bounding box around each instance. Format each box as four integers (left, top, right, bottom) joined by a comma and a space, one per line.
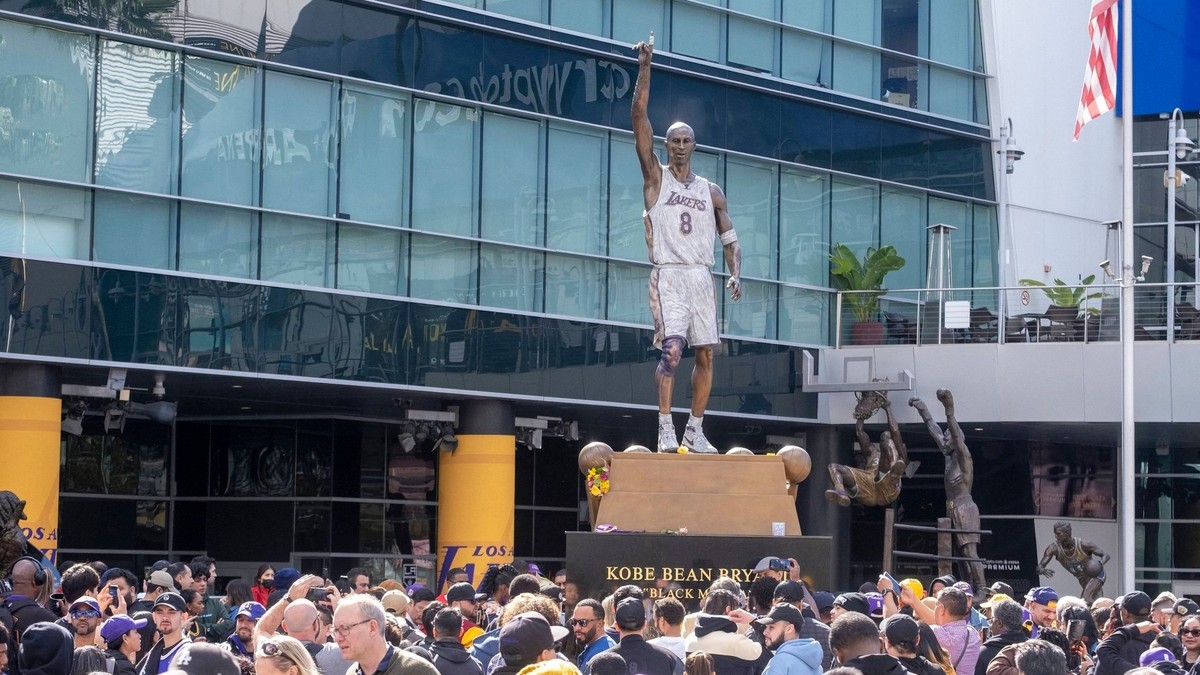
567, 532, 833, 609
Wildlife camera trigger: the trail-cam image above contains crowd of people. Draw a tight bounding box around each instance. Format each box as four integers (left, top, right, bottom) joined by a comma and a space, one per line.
1, 554, 1196, 675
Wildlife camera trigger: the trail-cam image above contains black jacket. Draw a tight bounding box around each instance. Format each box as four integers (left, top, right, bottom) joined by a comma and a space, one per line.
844, 654, 914, 675
430, 637, 485, 675
612, 634, 684, 675
898, 654, 943, 675
975, 630, 1028, 675
106, 649, 138, 675
1096, 625, 1156, 675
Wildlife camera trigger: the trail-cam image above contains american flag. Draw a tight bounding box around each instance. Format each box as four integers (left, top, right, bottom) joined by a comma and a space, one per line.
1073, 0, 1119, 140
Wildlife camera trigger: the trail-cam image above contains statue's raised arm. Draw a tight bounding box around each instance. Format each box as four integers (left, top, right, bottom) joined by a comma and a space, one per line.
632, 35, 661, 205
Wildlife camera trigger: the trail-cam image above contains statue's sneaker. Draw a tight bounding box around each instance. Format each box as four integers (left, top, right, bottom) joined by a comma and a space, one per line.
657, 425, 681, 453
682, 425, 718, 454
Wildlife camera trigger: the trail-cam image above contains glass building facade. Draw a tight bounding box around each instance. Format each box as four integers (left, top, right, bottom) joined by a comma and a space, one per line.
0, 0, 997, 581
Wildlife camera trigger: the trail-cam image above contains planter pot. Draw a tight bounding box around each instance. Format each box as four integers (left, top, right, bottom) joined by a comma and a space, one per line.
850, 320, 885, 345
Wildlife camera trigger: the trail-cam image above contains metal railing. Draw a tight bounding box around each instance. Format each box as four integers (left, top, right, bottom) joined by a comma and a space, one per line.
832, 282, 1200, 348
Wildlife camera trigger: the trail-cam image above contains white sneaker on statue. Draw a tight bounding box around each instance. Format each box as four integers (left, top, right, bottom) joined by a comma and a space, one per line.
657, 424, 680, 453
682, 425, 717, 453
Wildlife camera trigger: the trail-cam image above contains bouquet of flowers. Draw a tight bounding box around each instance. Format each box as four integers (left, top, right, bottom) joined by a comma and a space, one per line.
586, 465, 610, 497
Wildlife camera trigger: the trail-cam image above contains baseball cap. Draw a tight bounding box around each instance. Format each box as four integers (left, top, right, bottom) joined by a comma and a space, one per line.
614, 598, 646, 630
274, 568, 301, 592
100, 614, 148, 643
234, 601, 266, 621
752, 556, 784, 574
1173, 598, 1200, 618
774, 580, 805, 603
499, 612, 569, 666
900, 578, 925, 600
980, 593, 1012, 609
70, 596, 101, 613
153, 592, 187, 612
984, 581, 1014, 598
833, 592, 870, 616
812, 591, 836, 613
381, 590, 409, 615
539, 583, 564, 604
881, 614, 920, 644
865, 592, 884, 617
1026, 587, 1059, 607
952, 581, 974, 597
931, 575, 956, 590
1141, 648, 1177, 667
148, 570, 177, 591
753, 603, 805, 627
1120, 591, 1152, 617
172, 642, 241, 675
446, 582, 477, 603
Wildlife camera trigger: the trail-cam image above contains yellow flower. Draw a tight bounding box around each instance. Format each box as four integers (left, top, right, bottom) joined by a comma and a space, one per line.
678, 446, 688, 454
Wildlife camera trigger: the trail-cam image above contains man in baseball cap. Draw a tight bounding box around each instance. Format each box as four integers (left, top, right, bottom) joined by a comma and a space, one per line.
755, 604, 822, 675
223, 601, 266, 657
68, 596, 103, 649
497, 612, 569, 674
140, 592, 192, 674
1169, 598, 1200, 633
983, 582, 1015, 599
444, 582, 484, 647
1094, 591, 1156, 675
1024, 587, 1058, 628
831, 593, 870, 620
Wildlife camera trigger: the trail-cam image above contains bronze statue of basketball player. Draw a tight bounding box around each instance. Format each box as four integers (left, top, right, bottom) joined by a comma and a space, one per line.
826, 391, 908, 507
911, 390, 985, 591
1036, 521, 1109, 603
632, 35, 742, 454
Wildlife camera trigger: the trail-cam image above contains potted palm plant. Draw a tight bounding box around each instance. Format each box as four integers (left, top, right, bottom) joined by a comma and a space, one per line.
829, 243, 907, 345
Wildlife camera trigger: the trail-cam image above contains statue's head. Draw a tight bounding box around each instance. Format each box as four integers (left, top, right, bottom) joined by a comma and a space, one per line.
1053, 521, 1072, 540
664, 122, 696, 168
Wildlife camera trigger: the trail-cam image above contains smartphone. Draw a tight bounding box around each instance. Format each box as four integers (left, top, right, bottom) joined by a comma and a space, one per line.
769, 558, 791, 571
1066, 619, 1085, 642
109, 585, 119, 601
880, 572, 902, 595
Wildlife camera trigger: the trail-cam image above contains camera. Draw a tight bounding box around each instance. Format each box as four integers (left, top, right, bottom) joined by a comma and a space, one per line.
769, 558, 791, 571
307, 588, 329, 602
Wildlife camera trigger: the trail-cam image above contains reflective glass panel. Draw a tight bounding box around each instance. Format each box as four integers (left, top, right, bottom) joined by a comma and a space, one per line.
608, 137, 647, 262
481, 113, 542, 246
612, 0, 665, 45
95, 41, 178, 194
929, 67, 974, 121
973, 203, 997, 308
412, 101, 478, 237
0, 180, 90, 260
295, 502, 332, 551
0, 20, 94, 182
487, 0, 543, 21
782, 29, 831, 87
830, 179, 879, 254
545, 253, 604, 319
725, 158, 777, 279
832, 43, 879, 100
339, 86, 408, 227
178, 202, 257, 279
880, 188, 924, 291
672, 3, 722, 63
93, 192, 174, 269
779, 168, 828, 285
263, 71, 336, 216
337, 224, 404, 296
547, 126, 605, 255
728, 0, 776, 74
607, 261, 652, 325
261, 214, 332, 287
480, 243, 544, 312
550, 0, 603, 33
409, 234, 478, 304
724, 279, 777, 339
779, 286, 829, 344
928, 0, 974, 69
181, 56, 260, 205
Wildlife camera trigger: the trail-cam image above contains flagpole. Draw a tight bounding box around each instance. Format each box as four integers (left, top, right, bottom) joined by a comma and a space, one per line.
1119, 0, 1136, 595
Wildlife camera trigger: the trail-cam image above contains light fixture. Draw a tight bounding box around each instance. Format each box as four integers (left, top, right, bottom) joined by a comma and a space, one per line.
1175, 120, 1195, 159
127, 400, 177, 425
151, 374, 166, 399
103, 405, 126, 434
1138, 255, 1153, 281
999, 118, 1024, 174
1099, 260, 1115, 279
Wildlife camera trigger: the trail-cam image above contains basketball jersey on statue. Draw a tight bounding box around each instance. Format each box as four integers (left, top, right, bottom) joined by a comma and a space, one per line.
646, 165, 717, 266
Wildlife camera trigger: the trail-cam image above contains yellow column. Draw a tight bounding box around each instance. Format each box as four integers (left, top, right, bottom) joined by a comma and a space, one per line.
0, 364, 62, 568
436, 400, 514, 593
